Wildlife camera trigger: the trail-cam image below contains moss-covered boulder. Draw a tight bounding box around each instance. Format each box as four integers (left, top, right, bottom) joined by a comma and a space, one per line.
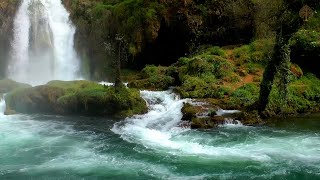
181, 103, 199, 121
191, 116, 225, 129
0, 78, 32, 93
5, 85, 65, 114
5, 80, 147, 118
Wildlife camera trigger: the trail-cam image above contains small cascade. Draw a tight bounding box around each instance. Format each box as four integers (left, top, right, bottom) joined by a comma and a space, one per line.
112, 90, 187, 145
220, 118, 244, 128
0, 95, 6, 115
7, 0, 80, 85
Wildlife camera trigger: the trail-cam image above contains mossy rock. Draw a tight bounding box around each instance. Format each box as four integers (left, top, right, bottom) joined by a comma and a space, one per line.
57, 85, 147, 118
191, 116, 225, 129
237, 111, 263, 125
5, 85, 65, 114
0, 78, 32, 93
5, 80, 147, 118
181, 103, 198, 121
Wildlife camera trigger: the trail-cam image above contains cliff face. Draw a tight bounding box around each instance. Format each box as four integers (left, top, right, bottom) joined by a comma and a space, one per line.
0, 0, 20, 78
63, 0, 255, 80
63, 0, 112, 80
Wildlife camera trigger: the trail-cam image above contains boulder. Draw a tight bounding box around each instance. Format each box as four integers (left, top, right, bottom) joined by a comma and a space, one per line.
0, 78, 32, 93
5, 85, 65, 114
5, 80, 148, 118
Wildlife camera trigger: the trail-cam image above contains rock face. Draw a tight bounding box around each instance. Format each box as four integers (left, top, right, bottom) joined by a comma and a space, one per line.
5, 80, 148, 117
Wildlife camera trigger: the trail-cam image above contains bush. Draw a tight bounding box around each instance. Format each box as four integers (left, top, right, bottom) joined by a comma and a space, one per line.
230, 83, 260, 107
177, 76, 230, 99
290, 30, 320, 53
266, 73, 320, 115
233, 39, 274, 65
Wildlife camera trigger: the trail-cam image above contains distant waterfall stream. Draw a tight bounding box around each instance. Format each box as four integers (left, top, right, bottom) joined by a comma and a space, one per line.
7, 0, 80, 85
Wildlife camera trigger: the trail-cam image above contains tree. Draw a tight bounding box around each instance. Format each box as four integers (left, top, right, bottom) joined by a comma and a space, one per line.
257, 0, 317, 116
104, 34, 128, 88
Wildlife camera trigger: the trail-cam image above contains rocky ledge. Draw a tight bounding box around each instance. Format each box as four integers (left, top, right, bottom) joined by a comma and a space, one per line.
2, 79, 147, 118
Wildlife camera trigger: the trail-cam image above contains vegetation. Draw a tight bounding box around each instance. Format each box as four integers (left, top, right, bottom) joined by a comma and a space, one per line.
5, 80, 147, 118
1, 0, 320, 125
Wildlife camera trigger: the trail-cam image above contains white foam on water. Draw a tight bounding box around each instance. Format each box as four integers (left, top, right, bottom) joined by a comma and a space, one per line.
112, 90, 320, 165
219, 118, 244, 128
99, 81, 128, 87
0, 115, 176, 178
216, 109, 241, 116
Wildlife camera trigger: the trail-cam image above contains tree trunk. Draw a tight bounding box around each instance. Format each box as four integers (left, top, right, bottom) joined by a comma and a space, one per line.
258, 33, 290, 115
114, 41, 122, 88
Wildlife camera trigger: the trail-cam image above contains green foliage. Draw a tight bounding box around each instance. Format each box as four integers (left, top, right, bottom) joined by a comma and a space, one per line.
304, 12, 320, 30
195, 46, 226, 57
229, 83, 260, 107
266, 73, 320, 115
58, 85, 147, 118
181, 53, 233, 79
128, 65, 175, 90
177, 76, 230, 99
290, 30, 320, 52
233, 39, 274, 65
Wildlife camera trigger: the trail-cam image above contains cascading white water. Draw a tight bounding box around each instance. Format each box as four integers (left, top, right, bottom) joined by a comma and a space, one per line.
7, 0, 80, 85
0, 96, 6, 115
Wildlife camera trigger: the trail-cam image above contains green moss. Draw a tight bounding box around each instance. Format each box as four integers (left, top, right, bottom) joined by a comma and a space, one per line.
266, 73, 320, 116
5, 86, 65, 114
47, 80, 105, 93
229, 83, 260, 108
233, 39, 274, 65
128, 65, 174, 90
6, 80, 147, 117
0, 79, 32, 93
181, 103, 198, 121
178, 53, 233, 81
177, 76, 230, 98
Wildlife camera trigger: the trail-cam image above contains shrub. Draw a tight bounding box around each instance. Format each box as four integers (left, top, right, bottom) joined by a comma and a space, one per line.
230, 83, 260, 107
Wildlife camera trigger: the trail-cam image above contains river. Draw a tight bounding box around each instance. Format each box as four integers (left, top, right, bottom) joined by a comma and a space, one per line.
0, 91, 319, 179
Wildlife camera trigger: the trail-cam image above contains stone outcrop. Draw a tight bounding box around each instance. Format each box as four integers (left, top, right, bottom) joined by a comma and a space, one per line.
5, 80, 148, 118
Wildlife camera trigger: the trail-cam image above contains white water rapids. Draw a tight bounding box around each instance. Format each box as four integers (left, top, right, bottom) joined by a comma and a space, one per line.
7, 0, 80, 85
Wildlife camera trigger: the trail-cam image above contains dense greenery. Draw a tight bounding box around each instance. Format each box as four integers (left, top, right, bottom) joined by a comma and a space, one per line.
1, 0, 320, 123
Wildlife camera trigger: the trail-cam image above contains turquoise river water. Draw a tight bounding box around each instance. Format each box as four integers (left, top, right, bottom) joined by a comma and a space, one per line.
0, 91, 320, 179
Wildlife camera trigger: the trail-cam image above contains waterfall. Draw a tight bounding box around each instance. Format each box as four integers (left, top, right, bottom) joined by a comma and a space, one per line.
0, 95, 6, 115
7, 0, 80, 85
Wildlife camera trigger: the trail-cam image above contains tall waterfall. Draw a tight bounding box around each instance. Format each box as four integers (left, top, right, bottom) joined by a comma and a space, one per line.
7, 0, 80, 85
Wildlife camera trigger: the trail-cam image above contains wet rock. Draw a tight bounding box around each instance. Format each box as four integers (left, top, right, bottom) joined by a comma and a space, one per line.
181, 102, 201, 121
5, 80, 147, 118
0, 78, 32, 93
